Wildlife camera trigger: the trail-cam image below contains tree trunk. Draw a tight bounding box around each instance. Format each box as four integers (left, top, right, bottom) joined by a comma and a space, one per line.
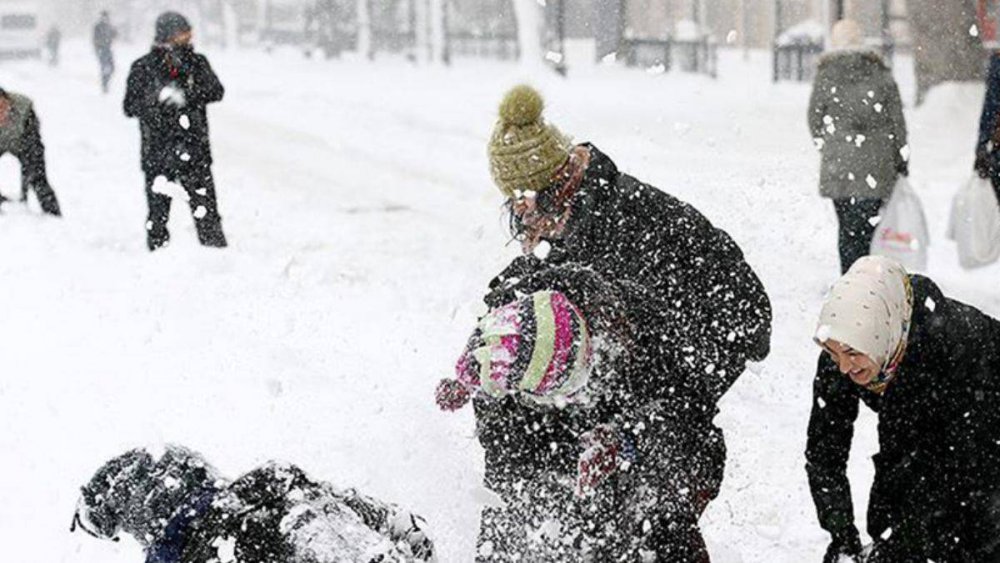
906, 0, 984, 104
512, 0, 545, 68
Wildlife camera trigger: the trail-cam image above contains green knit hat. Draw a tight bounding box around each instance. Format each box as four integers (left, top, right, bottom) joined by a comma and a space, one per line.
488, 85, 572, 198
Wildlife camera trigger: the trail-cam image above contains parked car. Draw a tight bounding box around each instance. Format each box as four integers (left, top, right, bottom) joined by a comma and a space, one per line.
0, 2, 41, 59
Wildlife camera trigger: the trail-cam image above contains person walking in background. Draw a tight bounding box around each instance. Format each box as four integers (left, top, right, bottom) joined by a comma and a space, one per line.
124, 12, 227, 251
45, 26, 61, 67
0, 88, 61, 216
807, 256, 1000, 562
974, 49, 1000, 205
93, 11, 117, 93
808, 19, 908, 274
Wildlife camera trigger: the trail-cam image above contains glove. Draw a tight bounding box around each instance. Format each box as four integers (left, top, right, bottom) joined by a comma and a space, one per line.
822, 527, 863, 563
896, 160, 909, 178
387, 510, 435, 561
576, 424, 632, 497
435, 378, 471, 411
158, 83, 187, 108
975, 148, 992, 179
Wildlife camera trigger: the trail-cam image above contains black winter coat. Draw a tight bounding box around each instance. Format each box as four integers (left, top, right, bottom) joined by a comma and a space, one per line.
806, 275, 1000, 561
500, 144, 772, 402
477, 263, 725, 560
124, 45, 223, 177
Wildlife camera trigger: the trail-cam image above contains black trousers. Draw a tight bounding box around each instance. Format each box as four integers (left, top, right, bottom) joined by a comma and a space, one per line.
144, 167, 227, 251
6, 109, 61, 216
833, 198, 883, 274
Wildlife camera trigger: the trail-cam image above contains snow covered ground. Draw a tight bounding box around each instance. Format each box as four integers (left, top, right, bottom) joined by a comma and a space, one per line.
0, 41, 997, 562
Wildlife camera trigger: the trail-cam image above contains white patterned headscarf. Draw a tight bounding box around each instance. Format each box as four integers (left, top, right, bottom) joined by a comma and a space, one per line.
815, 256, 913, 369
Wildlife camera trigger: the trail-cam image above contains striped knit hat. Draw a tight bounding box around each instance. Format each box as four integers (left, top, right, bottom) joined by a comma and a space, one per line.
451, 290, 592, 407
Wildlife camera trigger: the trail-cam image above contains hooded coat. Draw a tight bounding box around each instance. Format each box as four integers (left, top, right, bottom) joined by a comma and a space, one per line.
123, 45, 223, 178
499, 144, 772, 403
74, 446, 435, 563
808, 51, 908, 201
806, 275, 1000, 561
475, 263, 725, 562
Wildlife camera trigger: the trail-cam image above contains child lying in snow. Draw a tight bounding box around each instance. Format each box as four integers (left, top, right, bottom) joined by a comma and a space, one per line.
71, 445, 435, 563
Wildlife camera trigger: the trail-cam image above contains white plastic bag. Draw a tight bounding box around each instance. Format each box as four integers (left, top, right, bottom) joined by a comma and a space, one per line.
947, 176, 1000, 269
870, 178, 930, 271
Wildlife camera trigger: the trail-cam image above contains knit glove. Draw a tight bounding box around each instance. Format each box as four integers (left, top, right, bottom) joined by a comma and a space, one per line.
975, 148, 992, 179
576, 424, 635, 497
387, 510, 435, 561
435, 378, 472, 411
158, 83, 187, 108
822, 527, 863, 563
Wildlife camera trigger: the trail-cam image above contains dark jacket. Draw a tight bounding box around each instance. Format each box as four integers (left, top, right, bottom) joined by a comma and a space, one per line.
808, 51, 907, 201
978, 53, 1000, 158
806, 275, 1000, 561
124, 45, 224, 177
93, 19, 116, 52
76, 446, 434, 563
502, 144, 772, 402
477, 263, 725, 560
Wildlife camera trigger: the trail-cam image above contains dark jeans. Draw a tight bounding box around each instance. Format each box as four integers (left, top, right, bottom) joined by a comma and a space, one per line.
144, 167, 227, 251
6, 109, 61, 216
833, 198, 883, 274
97, 49, 114, 93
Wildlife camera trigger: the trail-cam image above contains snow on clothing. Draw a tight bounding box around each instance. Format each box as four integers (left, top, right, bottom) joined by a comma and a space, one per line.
73, 445, 435, 563
451, 290, 592, 405
974, 52, 1000, 204
124, 44, 226, 250
806, 275, 1000, 562
502, 143, 772, 403
808, 50, 908, 202
0, 90, 61, 215
472, 264, 724, 562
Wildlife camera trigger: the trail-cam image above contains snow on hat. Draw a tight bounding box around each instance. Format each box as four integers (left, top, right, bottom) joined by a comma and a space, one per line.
487, 85, 573, 199
444, 290, 592, 408
155, 11, 191, 44
831, 19, 863, 50
814, 256, 913, 368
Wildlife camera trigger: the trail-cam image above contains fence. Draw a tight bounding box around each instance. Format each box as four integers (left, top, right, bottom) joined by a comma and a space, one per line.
621, 36, 717, 77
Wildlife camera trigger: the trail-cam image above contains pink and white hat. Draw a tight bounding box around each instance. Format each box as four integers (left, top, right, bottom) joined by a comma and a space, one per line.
438, 290, 593, 410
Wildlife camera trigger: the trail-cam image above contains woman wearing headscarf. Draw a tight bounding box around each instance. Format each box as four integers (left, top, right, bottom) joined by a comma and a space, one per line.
808, 20, 909, 274
437, 264, 724, 562
806, 256, 1000, 562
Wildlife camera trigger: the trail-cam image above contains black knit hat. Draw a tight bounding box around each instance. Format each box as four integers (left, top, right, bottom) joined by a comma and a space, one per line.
155, 11, 191, 44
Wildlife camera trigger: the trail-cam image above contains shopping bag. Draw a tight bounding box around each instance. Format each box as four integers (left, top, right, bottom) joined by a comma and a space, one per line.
947, 176, 1000, 269
870, 178, 930, 271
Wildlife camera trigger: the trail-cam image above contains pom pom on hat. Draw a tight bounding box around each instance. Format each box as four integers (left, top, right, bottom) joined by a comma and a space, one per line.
499, 85, 545, 127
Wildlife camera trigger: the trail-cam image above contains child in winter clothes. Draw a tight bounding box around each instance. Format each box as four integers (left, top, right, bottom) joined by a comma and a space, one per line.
72, 445, 435, 563
808, 256, 1000, 563
438, 264, 724, 562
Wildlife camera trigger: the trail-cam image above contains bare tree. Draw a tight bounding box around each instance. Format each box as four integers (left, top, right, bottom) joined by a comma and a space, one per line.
906, 0, 983, 104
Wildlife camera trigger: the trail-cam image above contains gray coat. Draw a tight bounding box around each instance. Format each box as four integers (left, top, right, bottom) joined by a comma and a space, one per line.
0, 93, 34, 155
808, 51, 907, 200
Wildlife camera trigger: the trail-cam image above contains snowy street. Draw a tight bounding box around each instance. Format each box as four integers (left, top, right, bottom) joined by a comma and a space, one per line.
0, 41, 997, 562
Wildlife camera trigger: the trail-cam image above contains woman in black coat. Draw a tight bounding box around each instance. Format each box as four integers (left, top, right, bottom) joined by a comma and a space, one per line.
438, 264, 724, 562
807, 256, 1000, 562
486, 86, 772, 405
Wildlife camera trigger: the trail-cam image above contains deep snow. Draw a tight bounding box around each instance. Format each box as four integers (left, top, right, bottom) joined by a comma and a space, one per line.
0, 42, 997, 562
